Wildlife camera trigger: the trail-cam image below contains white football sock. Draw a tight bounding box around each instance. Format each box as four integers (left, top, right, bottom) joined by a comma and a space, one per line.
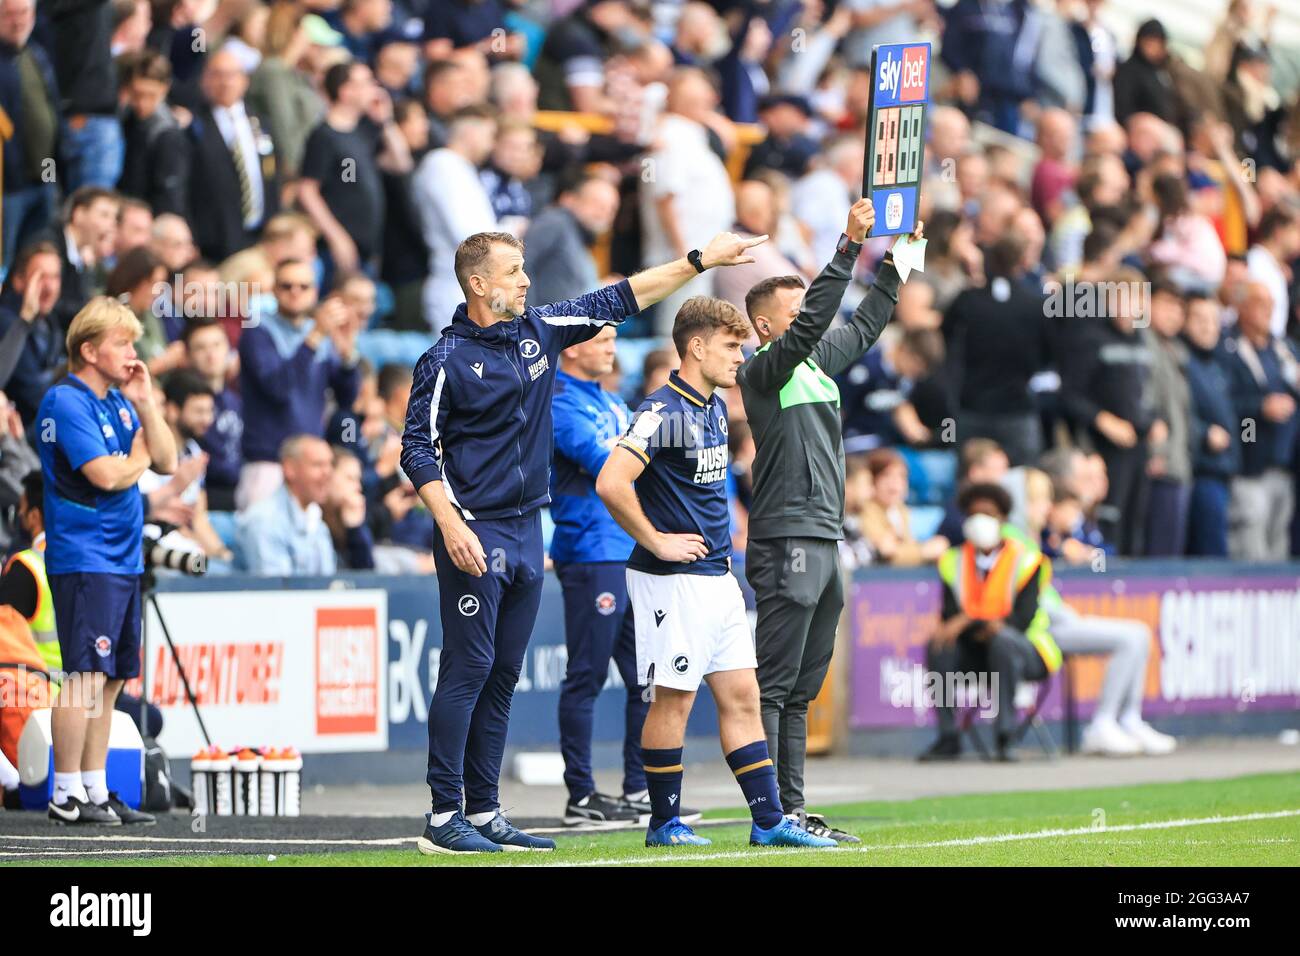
53, 772, 87, 805
466, 810, 497, 826
82, 769, 108, 805
431, 811, 456, 827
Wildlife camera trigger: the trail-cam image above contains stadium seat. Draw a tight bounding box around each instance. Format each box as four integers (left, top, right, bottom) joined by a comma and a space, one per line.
909, 505, 945, 541
358, 330, 437, 369
899, 447, 958, 507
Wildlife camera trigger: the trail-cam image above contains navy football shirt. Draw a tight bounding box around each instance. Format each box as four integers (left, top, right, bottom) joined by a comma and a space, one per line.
617, 371, 731, 576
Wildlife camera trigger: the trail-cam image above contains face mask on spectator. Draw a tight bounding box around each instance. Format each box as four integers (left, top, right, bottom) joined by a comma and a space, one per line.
962, 513, 1002, 551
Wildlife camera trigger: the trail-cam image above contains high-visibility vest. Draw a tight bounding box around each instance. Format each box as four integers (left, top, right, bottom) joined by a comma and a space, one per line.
0, 605, 52, 766
937, 534, 1062, 673
3, 535, 61, 674
1001, 524, 1065, 614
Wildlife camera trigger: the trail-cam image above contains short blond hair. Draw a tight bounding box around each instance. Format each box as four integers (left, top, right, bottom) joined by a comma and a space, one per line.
66, 296, 143, 369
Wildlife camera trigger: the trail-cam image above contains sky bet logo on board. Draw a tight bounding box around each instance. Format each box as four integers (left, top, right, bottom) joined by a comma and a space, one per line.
874, 42, 929, 108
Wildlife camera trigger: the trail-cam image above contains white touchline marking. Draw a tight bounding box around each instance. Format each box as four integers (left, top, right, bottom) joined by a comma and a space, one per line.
0, 848, 183, 857
0, 818, 748, 855
0, 834, 417, 846
536, 808, 1300, 867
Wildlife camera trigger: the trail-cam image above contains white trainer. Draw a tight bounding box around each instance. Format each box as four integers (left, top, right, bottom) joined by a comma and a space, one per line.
1082, 717, 1141, 756
1121, 718, 1177, 755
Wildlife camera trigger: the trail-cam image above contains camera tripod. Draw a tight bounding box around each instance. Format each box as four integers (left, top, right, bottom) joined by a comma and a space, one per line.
136, 568, 212, 748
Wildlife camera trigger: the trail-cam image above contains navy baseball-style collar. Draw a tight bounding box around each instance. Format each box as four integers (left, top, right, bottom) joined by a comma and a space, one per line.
667, 370, 709, 407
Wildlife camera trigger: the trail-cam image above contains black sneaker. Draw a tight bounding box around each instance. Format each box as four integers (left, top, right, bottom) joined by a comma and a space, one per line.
101, 792, 156, 825
48, 795, 121, 825
917, 734, 962, 762
794, 809, 862, 844
564, 791, 639, 826
620, 791, 702, 825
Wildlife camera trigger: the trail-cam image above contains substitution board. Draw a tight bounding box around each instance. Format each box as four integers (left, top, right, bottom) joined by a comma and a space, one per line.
863, 41, 931, 236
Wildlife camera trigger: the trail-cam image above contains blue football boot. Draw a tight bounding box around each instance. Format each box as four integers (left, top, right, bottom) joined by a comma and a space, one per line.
645, 816, 712, 847
750, 816, 838, 848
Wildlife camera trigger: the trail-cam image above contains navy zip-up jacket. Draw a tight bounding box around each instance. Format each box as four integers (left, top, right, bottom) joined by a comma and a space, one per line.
1184, 341, 1240, 480
402, 279, 638, 520
1222, 332, 1300, 476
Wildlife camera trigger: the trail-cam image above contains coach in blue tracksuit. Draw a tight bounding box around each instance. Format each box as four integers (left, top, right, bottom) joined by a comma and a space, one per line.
551, 327, 648, 826
402, 228, 766, 854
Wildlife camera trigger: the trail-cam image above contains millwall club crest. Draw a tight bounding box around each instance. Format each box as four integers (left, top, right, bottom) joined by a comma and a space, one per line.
521, 338, 549, 380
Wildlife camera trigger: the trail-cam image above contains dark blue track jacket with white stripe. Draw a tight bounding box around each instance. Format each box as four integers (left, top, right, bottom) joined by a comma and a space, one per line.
400, 280, 638, 521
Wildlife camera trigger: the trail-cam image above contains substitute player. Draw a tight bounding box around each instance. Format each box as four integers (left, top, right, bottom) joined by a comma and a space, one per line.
37, 297, 177, 825
402, 229, 765, 854
596, 297, 836, 850
740, 205, 919, 842
552, 327, 669, 826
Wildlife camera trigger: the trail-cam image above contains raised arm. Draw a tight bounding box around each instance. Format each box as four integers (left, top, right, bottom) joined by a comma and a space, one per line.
812, 221, 921, 376
812, 260, 903, 378
626, 232, 769, 311
739, 199, 874, 393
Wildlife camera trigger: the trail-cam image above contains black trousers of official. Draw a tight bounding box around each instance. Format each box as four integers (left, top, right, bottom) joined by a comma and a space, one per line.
747, 537, 843, 813
925, 626, 1048, 738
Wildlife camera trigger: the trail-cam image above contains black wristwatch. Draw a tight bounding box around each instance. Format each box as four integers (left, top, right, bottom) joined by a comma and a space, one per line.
836, 233, 862, 256
687, 249, 707, 273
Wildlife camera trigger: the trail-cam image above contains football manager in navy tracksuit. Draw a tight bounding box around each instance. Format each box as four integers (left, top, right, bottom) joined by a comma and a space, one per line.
402, 228, 767, 854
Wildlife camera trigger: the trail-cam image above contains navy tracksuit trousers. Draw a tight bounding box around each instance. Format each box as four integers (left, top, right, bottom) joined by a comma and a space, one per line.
427, 512, 544, 814
554, 561, 647, 801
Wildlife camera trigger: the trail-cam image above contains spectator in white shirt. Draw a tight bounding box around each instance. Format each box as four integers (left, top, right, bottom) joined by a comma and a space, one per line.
1245, 206, 1300, 339
413, 104, 498, 327
713, 179, 801, 314
639, 67, 735, 334
791, 136, 864, 266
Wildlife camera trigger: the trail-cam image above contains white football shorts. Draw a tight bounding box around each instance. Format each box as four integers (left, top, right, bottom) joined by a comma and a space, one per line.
625, 568, 756, 692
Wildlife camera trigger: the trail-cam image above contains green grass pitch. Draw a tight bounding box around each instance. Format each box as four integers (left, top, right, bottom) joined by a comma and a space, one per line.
30, 771, 1300, 866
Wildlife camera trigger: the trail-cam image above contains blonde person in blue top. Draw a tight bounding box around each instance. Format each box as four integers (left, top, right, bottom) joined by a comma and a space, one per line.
36, 297, 177, 825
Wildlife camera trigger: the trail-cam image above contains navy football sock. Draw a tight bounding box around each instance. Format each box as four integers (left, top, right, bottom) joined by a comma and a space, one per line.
642, 747, 684, 830
726, 740, 783, 829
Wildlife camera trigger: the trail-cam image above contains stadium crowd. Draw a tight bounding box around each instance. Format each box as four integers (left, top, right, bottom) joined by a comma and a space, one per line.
0, 0, 1297, 583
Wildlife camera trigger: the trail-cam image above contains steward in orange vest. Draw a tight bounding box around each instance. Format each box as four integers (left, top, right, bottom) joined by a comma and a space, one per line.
918, 482, 1052, 763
